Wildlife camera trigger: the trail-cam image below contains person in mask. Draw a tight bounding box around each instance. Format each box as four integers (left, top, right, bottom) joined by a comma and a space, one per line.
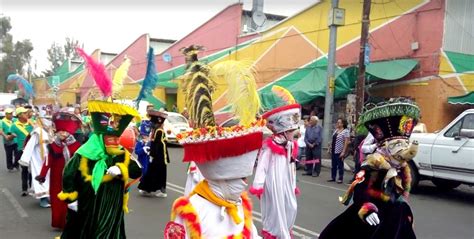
165, 44, 263, 238
250, 102, 301, 238
137, 109, 170, 197
164, 120, 264, 238
35, 109, 82, 229
59, 101, 142, 239
320, 98, 419, 239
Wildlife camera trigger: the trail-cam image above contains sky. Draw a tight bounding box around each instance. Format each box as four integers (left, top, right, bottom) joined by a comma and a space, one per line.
0, 0, 317, 74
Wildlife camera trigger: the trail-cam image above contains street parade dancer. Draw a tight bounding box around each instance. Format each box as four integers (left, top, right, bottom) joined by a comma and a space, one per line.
58, 48, 141, 239
134, 119, 151, 185
137, 109, 170, 197
18, 115, 53, 208
164, 45, 263, 238
250, 85, 301, 239
183, 161, 204, 196
35, 109, 82, 229
319, 98, 420, 239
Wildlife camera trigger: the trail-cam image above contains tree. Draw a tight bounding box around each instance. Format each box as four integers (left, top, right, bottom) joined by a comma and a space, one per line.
64, 37, 81, 60
0, 16, 34, 92
44, 37, 82, 77
46, 42, 66, 75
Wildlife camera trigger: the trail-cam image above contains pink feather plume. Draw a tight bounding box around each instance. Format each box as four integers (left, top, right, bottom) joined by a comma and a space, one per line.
76, 48, 112, 97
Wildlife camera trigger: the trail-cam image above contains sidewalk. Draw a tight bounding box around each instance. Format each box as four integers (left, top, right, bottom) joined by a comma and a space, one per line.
321, 155, 355, 172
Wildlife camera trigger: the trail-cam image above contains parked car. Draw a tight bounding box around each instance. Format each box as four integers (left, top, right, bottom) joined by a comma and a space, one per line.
219, 117, 273, 139
409, 109, 474, 191
163, 112, 193, 144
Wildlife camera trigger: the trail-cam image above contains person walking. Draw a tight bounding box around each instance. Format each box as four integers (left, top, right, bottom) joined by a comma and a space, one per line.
1, 108, 18, 172
137, 109, 170, 197
296, 116, 309, 170
328, 118, 350, 184
10, 107, 34, 196
303, 116, 323, 177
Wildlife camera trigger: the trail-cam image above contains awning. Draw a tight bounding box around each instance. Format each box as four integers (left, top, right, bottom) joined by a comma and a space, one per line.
365, 59, 419, 81
448, 92, 474, 105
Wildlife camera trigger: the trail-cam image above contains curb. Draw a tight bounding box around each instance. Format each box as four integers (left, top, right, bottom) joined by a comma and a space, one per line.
321, 158, 353, 172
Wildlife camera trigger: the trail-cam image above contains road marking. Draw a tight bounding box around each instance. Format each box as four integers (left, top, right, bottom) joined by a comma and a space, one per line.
298, 180, 346, 192
1, 188, 28, 218
166, 182, 320, 238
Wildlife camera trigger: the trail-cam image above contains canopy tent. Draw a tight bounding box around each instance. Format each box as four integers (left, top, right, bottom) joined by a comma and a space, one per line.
259, 59, 418, 110
448, 92, 474, 105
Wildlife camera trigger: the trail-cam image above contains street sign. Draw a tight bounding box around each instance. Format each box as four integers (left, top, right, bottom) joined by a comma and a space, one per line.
328, 8, 345, 26
364, 43, 370, 65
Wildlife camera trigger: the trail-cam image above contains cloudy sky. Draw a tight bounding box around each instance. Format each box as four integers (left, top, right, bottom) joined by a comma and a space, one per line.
1, 0, 316, 74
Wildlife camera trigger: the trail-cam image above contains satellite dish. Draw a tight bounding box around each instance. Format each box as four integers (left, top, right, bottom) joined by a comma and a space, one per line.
252, 10, 267, 27
162, 52, 172, 63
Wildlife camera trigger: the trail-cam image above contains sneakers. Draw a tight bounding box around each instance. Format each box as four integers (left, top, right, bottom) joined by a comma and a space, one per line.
138, 190, 152, 197
336, 179, 343, 184
21, 191, 28, 197
327, 179, 336, 182
155, 192, 167, 198
39, 198, 51, 208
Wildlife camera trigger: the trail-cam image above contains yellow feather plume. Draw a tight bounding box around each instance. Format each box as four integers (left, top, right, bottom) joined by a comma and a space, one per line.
271, 85, 296, 104
211, 60, 260, 125
112, 57, 131, 96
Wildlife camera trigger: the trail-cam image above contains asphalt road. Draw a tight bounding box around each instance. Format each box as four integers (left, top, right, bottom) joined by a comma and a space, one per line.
0, 145, 473, 239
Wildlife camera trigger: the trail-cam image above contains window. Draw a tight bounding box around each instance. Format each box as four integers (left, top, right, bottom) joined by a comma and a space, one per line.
461, 114, 474, 130
444, 118, 463, 137
167, 115, 187, 124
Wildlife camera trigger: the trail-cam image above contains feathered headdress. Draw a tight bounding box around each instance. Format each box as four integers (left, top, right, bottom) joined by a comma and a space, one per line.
211, 60, 260, 125
76, 48, 112, 97
112, 56, 131, 97
136, 47, 158, 106
7, 74, 35, 99
271, 85, 296, 105
262, 85, 301, 134
180, 45, 216, 128
177, 45, 264, 183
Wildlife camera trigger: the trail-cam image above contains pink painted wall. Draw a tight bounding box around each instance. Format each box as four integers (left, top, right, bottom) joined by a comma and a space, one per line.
336, 0, 445, 79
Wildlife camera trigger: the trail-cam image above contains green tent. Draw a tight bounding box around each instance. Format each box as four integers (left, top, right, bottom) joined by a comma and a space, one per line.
448, 92, 474, 105
259, 59, 419, 110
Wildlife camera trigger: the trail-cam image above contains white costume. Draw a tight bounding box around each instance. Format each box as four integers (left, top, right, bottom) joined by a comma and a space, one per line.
251, 103, 301, 238
172, 184, 260, 239
184, 161, 204, 196
19, 126, 51, 199
165, 45, 263, 239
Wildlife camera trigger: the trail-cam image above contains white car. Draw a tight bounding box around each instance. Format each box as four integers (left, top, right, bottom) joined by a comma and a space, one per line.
409, 109, 474, 191
163, 112, 193, 144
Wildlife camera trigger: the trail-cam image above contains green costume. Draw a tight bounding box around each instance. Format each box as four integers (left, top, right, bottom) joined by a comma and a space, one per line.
59, 101, 141, 239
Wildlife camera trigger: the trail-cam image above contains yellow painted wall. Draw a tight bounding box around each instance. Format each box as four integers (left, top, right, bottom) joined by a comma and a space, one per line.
371, 77, 470, 132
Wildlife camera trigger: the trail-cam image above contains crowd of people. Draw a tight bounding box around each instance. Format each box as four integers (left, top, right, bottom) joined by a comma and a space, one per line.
0, 44, 423, 239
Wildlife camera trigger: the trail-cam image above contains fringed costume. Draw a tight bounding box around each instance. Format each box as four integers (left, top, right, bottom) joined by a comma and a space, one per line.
164, 45, 263, 238
59, 49, 141, 239
250, 89, 301, 239
320, 98, 420, 239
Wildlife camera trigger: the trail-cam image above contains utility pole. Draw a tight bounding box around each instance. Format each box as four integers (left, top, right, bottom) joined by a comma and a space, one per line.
322, 0, 344, 150
355, 0, 372, 122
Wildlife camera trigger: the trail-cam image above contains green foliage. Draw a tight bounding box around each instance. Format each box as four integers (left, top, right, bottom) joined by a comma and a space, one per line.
0, 16, 34, 92
45, 37, 82, 77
